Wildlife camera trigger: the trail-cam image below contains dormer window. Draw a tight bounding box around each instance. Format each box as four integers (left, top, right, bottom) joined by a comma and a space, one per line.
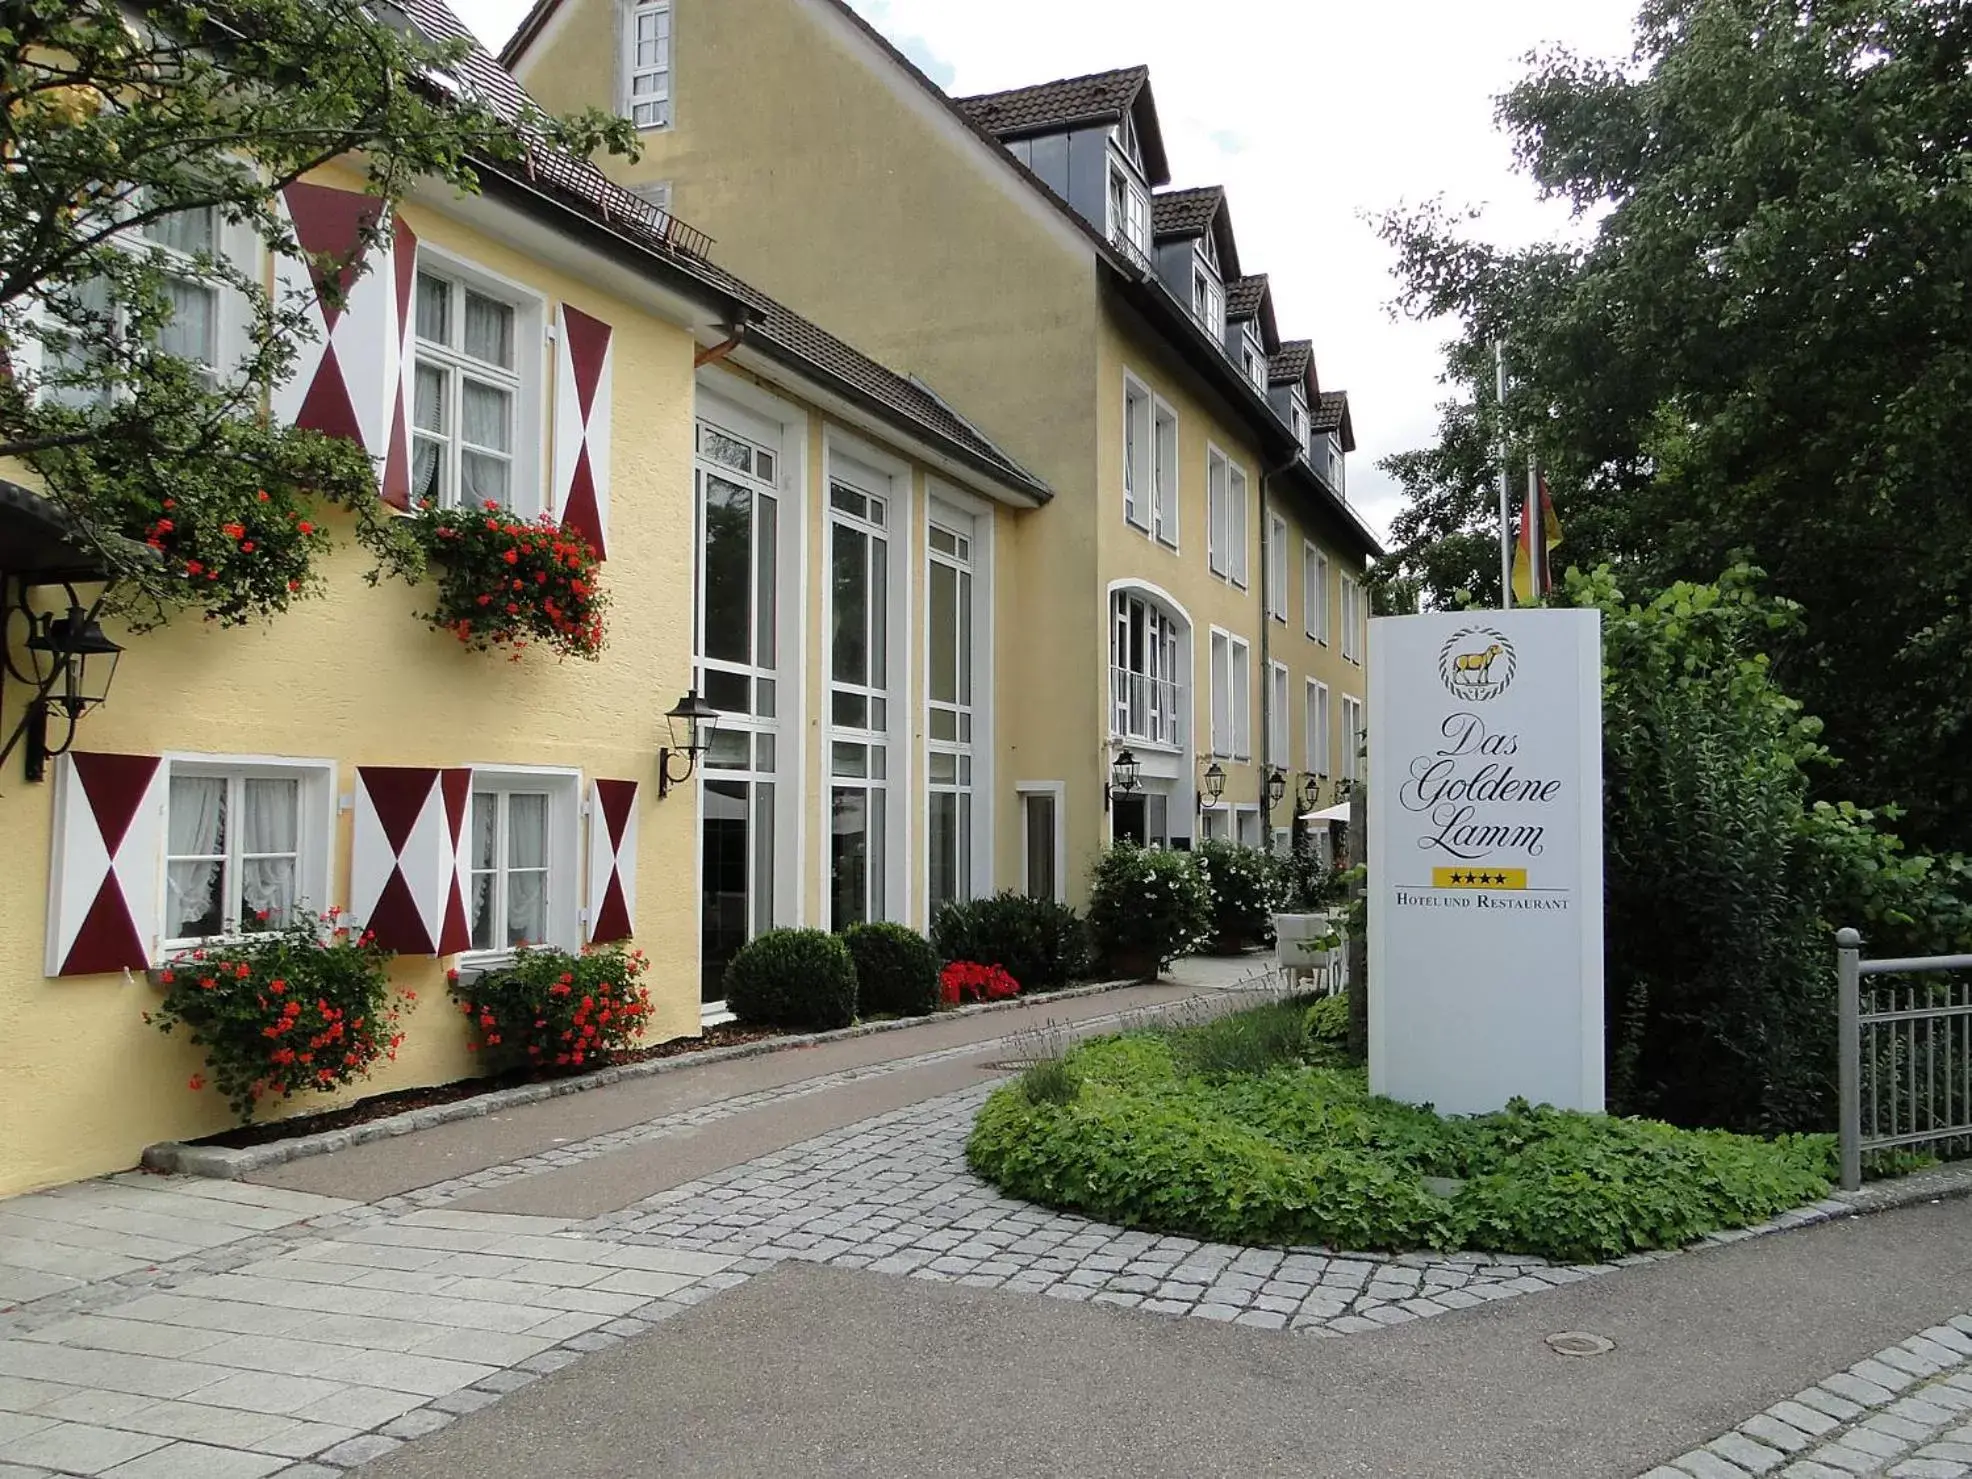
1291, 393, 1308, 449
1192, 259, 1223, 339
1241, 323, 1267, 391
1107, 162, 1149, 258
1113, 111, 1143, 172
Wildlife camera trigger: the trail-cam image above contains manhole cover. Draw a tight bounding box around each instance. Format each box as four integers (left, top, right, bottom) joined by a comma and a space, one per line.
1546, 1331, 1615, 1358
979, 1061, 1037, 1071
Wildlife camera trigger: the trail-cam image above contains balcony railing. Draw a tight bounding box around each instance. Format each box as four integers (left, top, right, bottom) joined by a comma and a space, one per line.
1107, 222, 1154, 274
1111, 666, 1185, 749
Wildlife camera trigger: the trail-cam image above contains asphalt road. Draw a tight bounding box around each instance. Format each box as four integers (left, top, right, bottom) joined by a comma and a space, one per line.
356, 1194, 1972, 1479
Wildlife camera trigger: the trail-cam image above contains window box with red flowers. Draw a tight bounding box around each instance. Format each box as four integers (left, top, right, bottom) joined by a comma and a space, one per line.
405, 501, 608, 660
145, 910, 408, 1122
447, 944, 653, 1072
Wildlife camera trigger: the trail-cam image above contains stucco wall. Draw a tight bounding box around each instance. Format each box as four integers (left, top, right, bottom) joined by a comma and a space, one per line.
0, 189, 703, 1197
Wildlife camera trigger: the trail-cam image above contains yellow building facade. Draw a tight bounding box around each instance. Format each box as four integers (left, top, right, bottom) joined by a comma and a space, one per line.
0, 23, 1044, 1193
509, 0, 1380, 887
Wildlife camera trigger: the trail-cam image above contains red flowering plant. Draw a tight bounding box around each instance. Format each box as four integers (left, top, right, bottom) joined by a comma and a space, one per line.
404, 500, 608, 660
145, 909, 406, 1122
939, 961, 1021, 1007
119, 482, 334, 628
448, 945, 652, 1072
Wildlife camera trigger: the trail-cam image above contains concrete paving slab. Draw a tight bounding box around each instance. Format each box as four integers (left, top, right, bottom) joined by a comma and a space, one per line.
356, 1198, 1972, 1479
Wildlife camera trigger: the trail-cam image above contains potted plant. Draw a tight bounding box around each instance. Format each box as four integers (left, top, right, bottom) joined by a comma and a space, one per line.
405, 500, 608, 660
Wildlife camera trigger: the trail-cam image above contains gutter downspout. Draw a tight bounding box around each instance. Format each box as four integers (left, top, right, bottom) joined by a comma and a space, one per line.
694, 322, 748, 369
1259, 450, 1298, 854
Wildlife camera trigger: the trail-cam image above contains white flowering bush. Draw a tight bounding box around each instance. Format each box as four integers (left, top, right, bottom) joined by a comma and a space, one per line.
1086, 842, 1212, 979
1193, 840, 1285, 952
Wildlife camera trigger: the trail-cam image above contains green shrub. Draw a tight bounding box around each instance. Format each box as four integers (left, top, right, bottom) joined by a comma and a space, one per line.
1086, 843, 1211, 978
1192, 840, 1283, 952
724, 928, 858, 1031
1566, 565, 1972, 1133
1280, 842, 1348, 913
1304, 993, 1350, 1044
450, 945, 652, 1071
931, 892, 1090, 994
966, 1010, 1835, 1263
842, 922, 940, 1017
1019, 1056, 1081, 1106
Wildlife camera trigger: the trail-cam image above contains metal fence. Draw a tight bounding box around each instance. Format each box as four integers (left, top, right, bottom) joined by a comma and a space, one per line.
1837, 926, 1972, 1189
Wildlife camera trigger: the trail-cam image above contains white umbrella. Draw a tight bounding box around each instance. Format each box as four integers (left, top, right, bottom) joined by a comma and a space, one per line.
1297, 801, 1352, 825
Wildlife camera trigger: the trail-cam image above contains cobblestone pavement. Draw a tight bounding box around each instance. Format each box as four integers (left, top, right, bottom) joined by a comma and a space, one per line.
0, 992, 1858, 1478
1640, 1315, 1972, 1478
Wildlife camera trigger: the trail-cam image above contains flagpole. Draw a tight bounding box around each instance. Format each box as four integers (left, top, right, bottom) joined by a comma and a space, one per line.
1495, 341, 1513, 609
1527, 458, 1541, 601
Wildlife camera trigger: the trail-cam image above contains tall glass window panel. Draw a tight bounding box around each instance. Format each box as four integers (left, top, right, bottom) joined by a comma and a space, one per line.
165, 775, 227, 941
166, 772, 303, 942
926, 518, 975, 921
469, 790, 550, 952
1024, 793, 1057, 901
830, 481, 891, 923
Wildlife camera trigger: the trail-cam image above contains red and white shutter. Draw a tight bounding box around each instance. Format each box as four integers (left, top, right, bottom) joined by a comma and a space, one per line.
586, 778, 639, 944
272, 182, 418, 504
350, 766, 472, 956
553, 303, 614, 558
47, 753, 167, 977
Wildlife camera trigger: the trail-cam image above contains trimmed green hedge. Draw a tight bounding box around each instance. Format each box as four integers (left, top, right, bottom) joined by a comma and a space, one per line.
966, 1023, 1834, 1263
931, 892, 1090, 993
843, 922, 940, 1017
724, 929, 857, 1031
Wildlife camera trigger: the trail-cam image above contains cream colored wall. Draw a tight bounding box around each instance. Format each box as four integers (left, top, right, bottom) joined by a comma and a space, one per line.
1269, 488, 1369, 798
517, 0, 1108, 902
1093, 307, 1368, 849
0, 189, 702, 1197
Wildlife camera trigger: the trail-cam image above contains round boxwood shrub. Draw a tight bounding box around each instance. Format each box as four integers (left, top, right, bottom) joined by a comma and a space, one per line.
843, 922, 940, 1017
931, 892, 1090, 993
724, 928, 858, 1030
1193, 839, 1284, 953
1086, 842, 1211, 979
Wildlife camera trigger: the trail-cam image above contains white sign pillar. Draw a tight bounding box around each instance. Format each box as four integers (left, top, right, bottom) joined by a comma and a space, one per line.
1367, 610, 1604, 1114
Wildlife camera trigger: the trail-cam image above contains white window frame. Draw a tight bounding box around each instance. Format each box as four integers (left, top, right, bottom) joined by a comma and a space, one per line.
621, 0, 673, 130
1305, 542, 1331, 644
1192, 260, 1224, 340
1291, 392, 1308, 449
1340, 574, 1360, 663
157, 756, 336, 958
925, 494, 988, 923
1231, 633, 1252, 761
1242, 323, 1267, 391
1122, 374, 1152, 533
1106, 160, 1150, 256
1016, 781, 1067, 904
1153, 399, 1178, 548
460, 765, 582, 964
1208, 627, 1232, 760
1305, 678, 1331, 776
1341, 695, 1365, 783
1267, 513, 1288, 622
1234, 804, 1262, 849
1268, 660, 1290, 768
1227, 461, 1250, 588
410, 252, 546, 517
1207, 445, 1246, 584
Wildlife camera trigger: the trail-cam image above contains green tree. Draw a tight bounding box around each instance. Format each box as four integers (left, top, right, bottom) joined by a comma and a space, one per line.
0, 0, 634, 631
1376, 0, 1972, 851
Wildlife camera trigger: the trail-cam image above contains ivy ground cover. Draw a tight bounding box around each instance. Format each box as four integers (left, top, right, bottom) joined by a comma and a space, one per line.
966, 1004, 1835, 1264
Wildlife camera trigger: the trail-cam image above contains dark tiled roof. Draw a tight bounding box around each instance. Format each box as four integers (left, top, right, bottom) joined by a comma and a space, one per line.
1226, 274, 1268, 321
403, 0, 1048, 502
956, 66, 1146, 138
1152, 186, 1223, 241
1312, 390, 1349, 433
1269, 340, 1312, 387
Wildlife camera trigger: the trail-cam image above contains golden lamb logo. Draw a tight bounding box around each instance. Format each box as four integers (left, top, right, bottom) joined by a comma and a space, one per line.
1438, 625, 1517, 702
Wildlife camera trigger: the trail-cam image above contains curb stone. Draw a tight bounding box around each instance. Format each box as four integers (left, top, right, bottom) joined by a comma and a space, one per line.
139, 973, 1271, 1179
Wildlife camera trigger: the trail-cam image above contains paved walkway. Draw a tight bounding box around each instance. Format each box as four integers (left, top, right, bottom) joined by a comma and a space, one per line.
0, 963, 1964, 1477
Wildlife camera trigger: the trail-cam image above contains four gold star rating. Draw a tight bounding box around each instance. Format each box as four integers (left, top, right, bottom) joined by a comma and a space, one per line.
1430, 867, 1529, 890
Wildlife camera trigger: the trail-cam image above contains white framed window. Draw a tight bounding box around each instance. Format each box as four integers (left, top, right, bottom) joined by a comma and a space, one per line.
1123, 376, 1151, 532
1305, 542, 1331, 644
1107, 163, 1150, 256
926, 509, 980, 922
1291, 393, 1308, 449
1242, 324, 1268, 391
1228, 461, 1249, 587
630, 180, 673, 214
1153, 400, 1178, 547
411, 261, 543, 515
1340, 574, 1361, 663
1267, 514, 1288, 622
1201, 807, 1232, 843
1210, 629, 1252, 761
1235, 806, 1262, 849
1207, 446, 1247, 583
1017, 781, 1066, 903
829, 471, 892, 930
1111, 589, 1185, 748
465, 768, 581, 957
1209, 629, 1231, 759
1305, 679, 1331, 776
622, 0, 672, 129
1268, 660, 1290, 767
1358, 576, 1370, 657
162, 757, 335, 950
1341, 694, 1365, 783
1192, 261, 1224, 339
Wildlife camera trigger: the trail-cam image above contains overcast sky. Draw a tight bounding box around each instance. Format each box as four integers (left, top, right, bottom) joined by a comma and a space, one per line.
452, 0, 1641, 542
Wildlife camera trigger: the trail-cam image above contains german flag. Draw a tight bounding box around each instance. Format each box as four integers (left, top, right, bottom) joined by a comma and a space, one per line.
1511, 473, 1562, 604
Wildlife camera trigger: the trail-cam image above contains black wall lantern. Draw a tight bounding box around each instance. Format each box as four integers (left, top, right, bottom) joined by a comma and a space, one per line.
5, 591, 123, 783
1104, 747, 1141, 812
1265, 766, 1288, 811
1297, 771, 1324, 813
1195, 759, 1227, 814
657, 688, 720, 798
